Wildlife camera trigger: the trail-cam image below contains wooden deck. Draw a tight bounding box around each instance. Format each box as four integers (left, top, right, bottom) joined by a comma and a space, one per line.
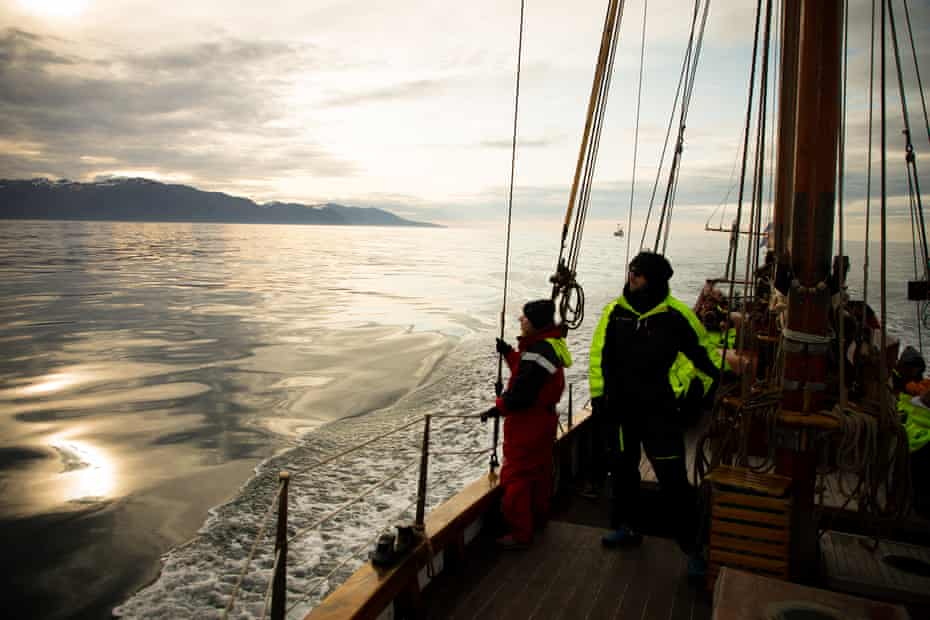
423, 520, 710, 620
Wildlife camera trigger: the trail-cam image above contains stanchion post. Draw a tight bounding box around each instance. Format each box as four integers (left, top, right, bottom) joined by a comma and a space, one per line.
490, 416, 500, 474
271, 471, 289, 620
568, 383, 573, 428
415, 415, 431, 528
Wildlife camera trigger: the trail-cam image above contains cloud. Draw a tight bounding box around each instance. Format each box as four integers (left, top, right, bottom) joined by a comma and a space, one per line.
322, 78, 449, 107
0, 27, 357, 187
479, 137, 557, 149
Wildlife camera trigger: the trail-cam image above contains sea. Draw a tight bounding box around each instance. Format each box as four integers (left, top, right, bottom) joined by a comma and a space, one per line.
0, 220, 923, 619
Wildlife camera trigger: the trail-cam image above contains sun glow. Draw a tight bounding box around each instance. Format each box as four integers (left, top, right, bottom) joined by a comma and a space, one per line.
49, 438, 116, 501
17, 0, 89, 18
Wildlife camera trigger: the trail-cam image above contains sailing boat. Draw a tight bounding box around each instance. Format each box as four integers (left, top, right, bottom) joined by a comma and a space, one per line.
295, 1, 929, 618
614, 224, 624, 238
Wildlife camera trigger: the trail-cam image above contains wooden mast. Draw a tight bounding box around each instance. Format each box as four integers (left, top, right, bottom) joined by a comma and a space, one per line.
772, 0, 801, 260
782, 0, 844, 414
776, 0, 845, 580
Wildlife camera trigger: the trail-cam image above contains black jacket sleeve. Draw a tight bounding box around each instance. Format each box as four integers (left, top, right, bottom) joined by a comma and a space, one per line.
501, 340, 559, 412
676, 311, 721, 381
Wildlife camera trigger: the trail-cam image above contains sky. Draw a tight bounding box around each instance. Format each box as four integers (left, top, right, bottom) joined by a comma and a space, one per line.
0, 0, 928, 241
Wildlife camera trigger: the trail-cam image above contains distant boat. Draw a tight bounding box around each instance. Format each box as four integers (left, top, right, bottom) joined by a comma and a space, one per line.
613, 225, 624, 238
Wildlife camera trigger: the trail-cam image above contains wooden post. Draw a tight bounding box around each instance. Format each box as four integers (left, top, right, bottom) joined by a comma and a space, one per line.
415, 415, 431, 528
271, 471, 289, 620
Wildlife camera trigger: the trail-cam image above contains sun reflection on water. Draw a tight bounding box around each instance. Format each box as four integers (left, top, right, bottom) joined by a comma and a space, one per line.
49, 437, 116, 501
18, 371, 84, 396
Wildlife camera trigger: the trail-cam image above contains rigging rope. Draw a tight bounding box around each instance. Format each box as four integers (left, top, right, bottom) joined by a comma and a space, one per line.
659, 0, 712, 254
862, 0, 876, 343
901, 0, 930, 148
493, 0, 526, 473
639, 0, 709, 252
838, 0, 849, 407
719, 0, 765, 377
626, 0, 648, 267
887, 0, 929, 281
551, 0, 626, 330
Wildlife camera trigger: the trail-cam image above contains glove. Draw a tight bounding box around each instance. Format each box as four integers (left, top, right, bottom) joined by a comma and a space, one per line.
495, 338, 513, 356
480, 406, 501, 423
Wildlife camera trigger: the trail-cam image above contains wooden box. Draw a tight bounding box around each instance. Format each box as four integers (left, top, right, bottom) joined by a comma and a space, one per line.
706, 465, 792, 591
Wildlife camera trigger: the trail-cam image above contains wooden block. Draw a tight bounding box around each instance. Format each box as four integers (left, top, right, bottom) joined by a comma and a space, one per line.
712, 491, 790, 513
711, 534, 788, 560
710, 549, 788, 576
712, 520, 790, 543
712, 505, 789, 528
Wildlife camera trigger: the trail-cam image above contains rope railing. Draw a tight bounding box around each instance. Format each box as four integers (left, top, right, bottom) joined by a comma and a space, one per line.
217, 405, 507, 619
282, 448, 493, 616
287, 416, 424, 478
222, 478, 286, 619
259, 548, 283, 620
287, 457, 420, 546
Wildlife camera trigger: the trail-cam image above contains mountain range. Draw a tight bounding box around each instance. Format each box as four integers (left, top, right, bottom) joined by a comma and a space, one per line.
0, 178, 439, 227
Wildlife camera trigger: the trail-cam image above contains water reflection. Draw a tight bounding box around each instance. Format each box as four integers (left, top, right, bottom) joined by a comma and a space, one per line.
49, 437, 116, 502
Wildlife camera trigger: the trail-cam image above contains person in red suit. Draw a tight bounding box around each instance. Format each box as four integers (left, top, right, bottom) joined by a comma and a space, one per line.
483, 299, 572, 548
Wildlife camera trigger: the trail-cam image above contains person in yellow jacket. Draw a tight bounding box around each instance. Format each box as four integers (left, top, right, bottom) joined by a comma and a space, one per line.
894, 347, 930, 517
589, 251, 719, 576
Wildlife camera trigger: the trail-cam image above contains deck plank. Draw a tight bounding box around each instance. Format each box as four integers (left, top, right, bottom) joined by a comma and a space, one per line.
423, 521, 709, 620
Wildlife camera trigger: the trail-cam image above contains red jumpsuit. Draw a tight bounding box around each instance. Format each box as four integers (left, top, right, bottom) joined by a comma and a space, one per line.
495, 325, 570, 543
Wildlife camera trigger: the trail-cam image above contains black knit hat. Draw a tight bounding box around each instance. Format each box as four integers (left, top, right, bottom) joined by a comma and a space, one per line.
629, 251, 674, 283
523, 299, 555, 330
900, 346, 926, 373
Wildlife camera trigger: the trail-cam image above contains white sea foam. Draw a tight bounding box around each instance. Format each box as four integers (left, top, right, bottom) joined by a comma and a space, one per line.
113, 333, 530, 619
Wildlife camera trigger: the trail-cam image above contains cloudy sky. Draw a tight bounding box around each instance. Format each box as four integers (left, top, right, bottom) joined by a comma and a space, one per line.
0, 0, 927, 239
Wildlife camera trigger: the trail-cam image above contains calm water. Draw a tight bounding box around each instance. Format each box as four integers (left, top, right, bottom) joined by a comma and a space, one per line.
0, 220, 921, 619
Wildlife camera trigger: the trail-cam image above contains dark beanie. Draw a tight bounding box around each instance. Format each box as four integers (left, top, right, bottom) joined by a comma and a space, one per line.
900, 346, 926, 373
630, 251, 674, 283
523, 299, 555, 329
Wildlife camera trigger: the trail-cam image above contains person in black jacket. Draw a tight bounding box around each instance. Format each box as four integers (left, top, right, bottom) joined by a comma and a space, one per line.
588, 251, 719, 576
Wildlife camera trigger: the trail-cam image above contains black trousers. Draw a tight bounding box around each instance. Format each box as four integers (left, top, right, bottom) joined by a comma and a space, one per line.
607, 416, 698, 554
913, 443, 930, 519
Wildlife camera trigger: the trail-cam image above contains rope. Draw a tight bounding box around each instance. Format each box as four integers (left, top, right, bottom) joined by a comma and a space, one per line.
782, 327, 834, 345
626, 0, 648, 267
887, 0, 929, 279
287, 417, 422, 478
552, 0, 625, 330
259, 548, 282, 620
222, 479, 284, 619
284, 449, 491, 616
861, 0, 877, 330
901, 0, 930, 147
640, 0, 703, 251
736, 0, 774, 373
430, 448, 491, 457
838, 0, 849, 408
497, 0, 525, 403
719, 0, 765, 378
288, 457, 419, 545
